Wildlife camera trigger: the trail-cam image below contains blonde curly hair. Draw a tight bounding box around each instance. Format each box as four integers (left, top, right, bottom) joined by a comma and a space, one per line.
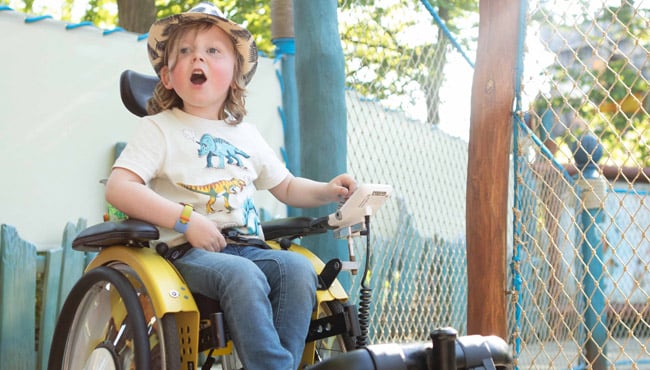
146, 21, 248, 125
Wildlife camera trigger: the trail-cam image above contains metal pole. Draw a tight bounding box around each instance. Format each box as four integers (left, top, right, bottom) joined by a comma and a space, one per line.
573, 134, 608, 370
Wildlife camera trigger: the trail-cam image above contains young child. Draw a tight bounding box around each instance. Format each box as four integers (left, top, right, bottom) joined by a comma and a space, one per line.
105, 3, 357, 370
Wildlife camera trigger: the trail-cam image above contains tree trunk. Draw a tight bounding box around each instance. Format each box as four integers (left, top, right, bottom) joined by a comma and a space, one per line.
116, 0, 156, 34
271, 0, 294, 39
424, 6, 449, 125
424, 38, 448, 125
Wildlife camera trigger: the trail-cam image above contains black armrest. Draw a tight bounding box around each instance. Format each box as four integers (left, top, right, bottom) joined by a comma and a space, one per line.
72, 219, 159, 252
261, 216, 329, 241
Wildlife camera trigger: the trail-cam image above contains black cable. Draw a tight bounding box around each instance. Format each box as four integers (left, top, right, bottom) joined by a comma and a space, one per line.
201, 349, 215, 370
356, 214, 372, 348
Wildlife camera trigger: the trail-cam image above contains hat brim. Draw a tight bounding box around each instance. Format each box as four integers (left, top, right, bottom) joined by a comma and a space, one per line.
147, 10, 258, 85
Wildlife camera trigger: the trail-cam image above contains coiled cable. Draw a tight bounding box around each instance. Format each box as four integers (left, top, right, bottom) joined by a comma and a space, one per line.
356, 214, 372, 348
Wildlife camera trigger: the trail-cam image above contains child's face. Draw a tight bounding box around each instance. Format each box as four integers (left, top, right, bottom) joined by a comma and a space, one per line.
160, 24, 237, 120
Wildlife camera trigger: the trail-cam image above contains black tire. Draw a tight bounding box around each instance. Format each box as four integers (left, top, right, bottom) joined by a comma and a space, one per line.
113, 264, 181, 370
48, 265, 181, 370
313, 300, 357, 362
156, 313, 181, 370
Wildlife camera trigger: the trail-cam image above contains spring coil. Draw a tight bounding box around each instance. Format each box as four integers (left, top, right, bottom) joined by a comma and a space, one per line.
356, 285, 371, 348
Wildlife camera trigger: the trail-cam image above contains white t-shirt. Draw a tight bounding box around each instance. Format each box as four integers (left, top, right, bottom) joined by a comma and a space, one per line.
114, 108, 289, 246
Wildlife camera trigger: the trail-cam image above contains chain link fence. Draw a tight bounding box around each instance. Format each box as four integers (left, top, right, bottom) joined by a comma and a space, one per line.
338, 0, 474, 343
345, 88, 470, 342
337, 0, 650, 368
514, 0, 649, 368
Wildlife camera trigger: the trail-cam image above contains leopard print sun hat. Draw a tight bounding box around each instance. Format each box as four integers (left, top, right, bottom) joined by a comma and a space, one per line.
146, 2, 258, 85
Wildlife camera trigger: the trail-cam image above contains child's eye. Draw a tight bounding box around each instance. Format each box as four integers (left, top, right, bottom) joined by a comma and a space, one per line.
179, 47, 191, 54
207, 48, 219, 55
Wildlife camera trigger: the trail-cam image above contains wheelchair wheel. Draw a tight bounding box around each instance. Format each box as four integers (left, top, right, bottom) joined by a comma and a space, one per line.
48, 265, 181, 370
313, 300, 357, 361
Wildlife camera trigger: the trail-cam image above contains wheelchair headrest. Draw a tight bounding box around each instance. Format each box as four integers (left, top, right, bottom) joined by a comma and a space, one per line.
119, 69, 159, 117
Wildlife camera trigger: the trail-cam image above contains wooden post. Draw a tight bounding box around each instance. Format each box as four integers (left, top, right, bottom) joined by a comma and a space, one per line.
293, 0, 349, 275
271, 0, 299, 177
466, 0, 522, 338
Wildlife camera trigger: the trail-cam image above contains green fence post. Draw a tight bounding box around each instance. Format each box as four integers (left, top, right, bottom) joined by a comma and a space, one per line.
0, 224, 37, 370
37, 248, 63, 370
56, 219, 87, 314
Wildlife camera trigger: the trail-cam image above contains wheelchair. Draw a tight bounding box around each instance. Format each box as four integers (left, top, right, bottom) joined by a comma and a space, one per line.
46, 69, 394, 370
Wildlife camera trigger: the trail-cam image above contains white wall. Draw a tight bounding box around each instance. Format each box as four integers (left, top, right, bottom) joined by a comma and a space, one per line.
0, 10, 285, 247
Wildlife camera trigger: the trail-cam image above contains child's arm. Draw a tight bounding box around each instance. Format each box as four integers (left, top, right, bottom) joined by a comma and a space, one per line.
105, 168, 226, 251
269, 173, 357, 208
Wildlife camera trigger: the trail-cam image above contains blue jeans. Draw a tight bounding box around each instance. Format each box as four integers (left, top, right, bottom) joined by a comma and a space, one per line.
172, 246, 317, 370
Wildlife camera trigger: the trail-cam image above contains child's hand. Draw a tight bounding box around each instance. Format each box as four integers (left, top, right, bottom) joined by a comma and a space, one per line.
270, 173, 358, 208
329, 173, 358, 202
185, 213, 226, 252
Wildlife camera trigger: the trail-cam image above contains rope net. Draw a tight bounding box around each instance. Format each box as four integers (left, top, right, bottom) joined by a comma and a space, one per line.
337, 0, 650, 367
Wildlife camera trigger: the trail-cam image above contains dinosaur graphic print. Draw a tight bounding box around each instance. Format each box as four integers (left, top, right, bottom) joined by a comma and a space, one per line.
177, 178, 246, 214
241, 197, 261, 235
197, 134, 249, 169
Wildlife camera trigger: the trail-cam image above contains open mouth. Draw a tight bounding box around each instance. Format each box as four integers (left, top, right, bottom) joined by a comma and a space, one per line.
190, 70, 207, 84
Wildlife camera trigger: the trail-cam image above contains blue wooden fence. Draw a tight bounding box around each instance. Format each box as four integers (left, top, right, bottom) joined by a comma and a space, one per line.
0, 220, 89, 370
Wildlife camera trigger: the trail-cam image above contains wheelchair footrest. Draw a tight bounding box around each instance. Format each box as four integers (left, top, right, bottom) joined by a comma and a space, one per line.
198, 312, 229, 352
306, 304, 360, 342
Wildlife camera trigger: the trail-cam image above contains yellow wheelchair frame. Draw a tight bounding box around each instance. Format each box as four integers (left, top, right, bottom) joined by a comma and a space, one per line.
47, 214, 368, 370
90, 240, 350, 368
